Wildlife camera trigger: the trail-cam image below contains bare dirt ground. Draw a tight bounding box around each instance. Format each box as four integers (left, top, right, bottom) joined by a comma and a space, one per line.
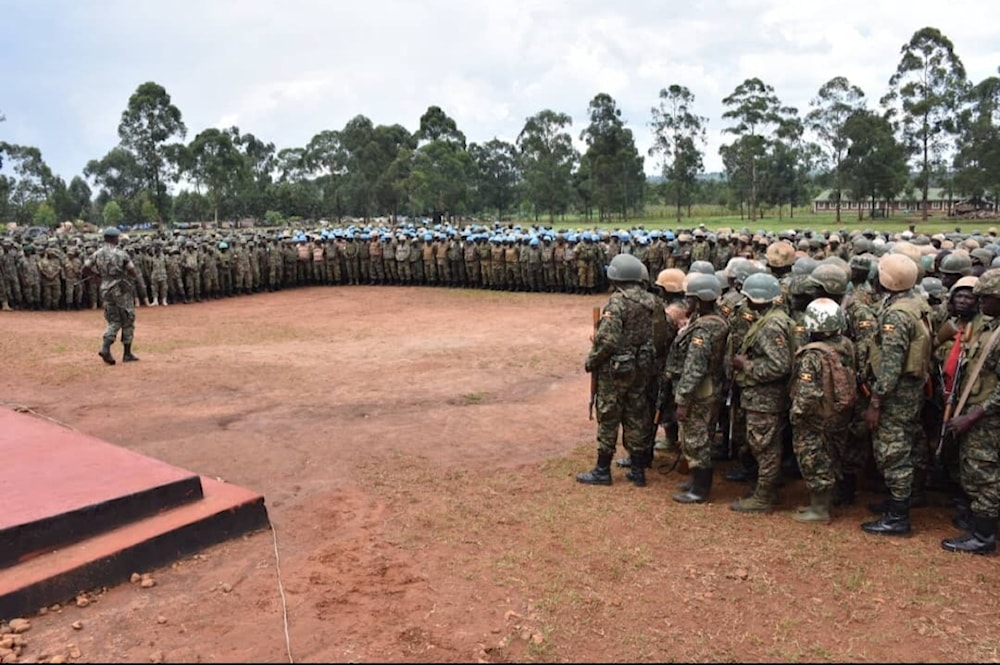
2, 285, 999, 663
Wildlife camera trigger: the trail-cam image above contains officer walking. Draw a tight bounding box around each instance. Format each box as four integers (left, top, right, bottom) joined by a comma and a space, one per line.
82, 227, 140, 365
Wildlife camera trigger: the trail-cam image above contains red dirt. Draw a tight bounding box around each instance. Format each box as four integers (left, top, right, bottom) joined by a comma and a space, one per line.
2, 286, 999, 663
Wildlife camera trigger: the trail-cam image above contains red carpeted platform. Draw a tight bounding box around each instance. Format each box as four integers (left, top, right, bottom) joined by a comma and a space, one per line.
0, 408, 269, 619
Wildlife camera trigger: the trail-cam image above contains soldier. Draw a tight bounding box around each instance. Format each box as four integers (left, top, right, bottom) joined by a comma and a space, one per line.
201, 242, 219, 299
503, 236, 519, 290
217, 242, 234, 296
395, 234, 412, 285
477, 235, 492, 289
38, 246, 64, 310
19, 244, 41, 310
690, 229, 712, 263
383, 234, 398, 285
562, 236, 577, 293
719, 259, 761, 473
62, 247, 84, 309
1, 240, 22, 309
576, 234, 597, 295
730, 272, 794, 513
409, 234, 425, 284
447, 233, 464, 287
82, 227, 140, 365
862, 253, 932, 536
182, 242, 201, 302
517, 235, 532, 291
940, 269, 1000, 554
669, 274, 729, 503
343, 234, 361, 285
368, 233, 385, 285
234, 240, 252, 294
789, 298, 856, 522
166, 246, 184, 303
577, 254, 666, 487
939, 251, 973, 291
314, 237, 329, 285
149, 244, 169, 306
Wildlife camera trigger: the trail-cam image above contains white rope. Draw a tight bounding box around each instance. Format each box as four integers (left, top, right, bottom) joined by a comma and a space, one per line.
270, 519, 294, 664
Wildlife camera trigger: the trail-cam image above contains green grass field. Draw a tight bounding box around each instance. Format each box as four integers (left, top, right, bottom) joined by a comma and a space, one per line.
533, 204, 999, 236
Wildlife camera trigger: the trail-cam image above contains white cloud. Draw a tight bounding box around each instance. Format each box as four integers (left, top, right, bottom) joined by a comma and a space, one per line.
1, 0, 998, 182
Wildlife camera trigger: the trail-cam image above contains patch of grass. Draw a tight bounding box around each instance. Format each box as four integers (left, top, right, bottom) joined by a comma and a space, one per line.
462, 391, 486, 405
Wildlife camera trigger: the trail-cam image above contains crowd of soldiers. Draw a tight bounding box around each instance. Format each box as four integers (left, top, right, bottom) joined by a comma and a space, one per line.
578, 224, 1000, 556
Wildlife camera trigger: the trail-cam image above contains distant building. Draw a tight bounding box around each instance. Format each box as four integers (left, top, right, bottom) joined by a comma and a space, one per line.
812, 187, 961, 215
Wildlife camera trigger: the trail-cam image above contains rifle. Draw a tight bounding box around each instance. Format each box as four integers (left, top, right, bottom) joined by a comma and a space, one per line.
589, 306, 600, 420
936, 328, 970, 460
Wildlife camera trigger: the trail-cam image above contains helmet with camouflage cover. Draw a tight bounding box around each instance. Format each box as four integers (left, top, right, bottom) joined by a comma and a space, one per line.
656, 268, 686, 293
689, 260, 715, 275
788, 274, 820, 297
606, 253, 645, 283
804, 297, 846, 335
741, 272, 782, 304
808, 263, 849, 295
685, 273, 722, 302
974, 268, 1000, 296
878, 253, 919, 292
849, 253, 874, 272
792, 256, 818, 276
765, 241, 796, 268
920, 277, 944, 300
971, 248, 994, 267
939, 251, 973, 276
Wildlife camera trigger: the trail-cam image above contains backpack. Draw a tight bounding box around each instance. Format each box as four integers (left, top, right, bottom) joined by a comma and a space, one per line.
796, 341, 857, 418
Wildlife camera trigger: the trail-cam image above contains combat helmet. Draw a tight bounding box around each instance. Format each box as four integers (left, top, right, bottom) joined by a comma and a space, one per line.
741, 272, 782, 304
765, 241, 796, 268
808, 263, 849, 296
103, 227, 120, 238
920, 277, 944, 300
973, 269, 1000, 296
685, 273, 722, 302
804, 298, 846, 335
655, 268, 685, 294
878, 254, 918, 292
689, 260, 715, 275
606, 253, 645, 283
939, 251, 973, 276
949, 275, 979, 296
792, 256, 818, 276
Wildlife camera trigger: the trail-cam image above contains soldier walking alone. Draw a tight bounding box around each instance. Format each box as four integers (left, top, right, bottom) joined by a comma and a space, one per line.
82, 227, 140, 365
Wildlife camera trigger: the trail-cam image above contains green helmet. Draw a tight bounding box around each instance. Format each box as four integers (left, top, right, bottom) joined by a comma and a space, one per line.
939, 251, 973, 276
849, 254, 874, 272
920, 277, 944, 299
103, 227, 120, 238
804, 297, 845, 335
685, 273, 722, 302
606, 253, 645, 283
741, 272, 782, 304
974, 268, 1000, 296
851, 237, 873, 255
689, 260, 715, 275
808, 264, 849, 296
788, 274, 820, 297
792, 256, 818, 276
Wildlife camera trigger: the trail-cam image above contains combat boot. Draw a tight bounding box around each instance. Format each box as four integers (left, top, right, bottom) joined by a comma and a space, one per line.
861, 498, 911, 536
1, 300, 11, 311
624, 451, 648, 487
793, 490, 832, 523
730, 483, 775, 513
98, 339, 116, 365
673, 467, 713, 504
941, 514, 998, 555
122, 344, 140, 362
576, 452, 613, 486
150, 297, 159, 306
832, 473, 857, 507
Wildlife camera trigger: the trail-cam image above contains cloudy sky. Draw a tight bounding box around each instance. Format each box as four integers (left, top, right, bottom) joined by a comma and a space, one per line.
2, 0, 998, 184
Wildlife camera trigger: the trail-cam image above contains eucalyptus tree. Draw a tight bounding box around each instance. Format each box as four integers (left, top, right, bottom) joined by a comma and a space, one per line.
649, 84, 707, 222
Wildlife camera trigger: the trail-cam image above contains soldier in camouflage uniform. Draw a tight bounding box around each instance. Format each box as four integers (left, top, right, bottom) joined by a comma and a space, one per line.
731, 272, 794, 513
862, 254, 932, 536
789, 298, 856, 522
62, 247, 84, 309
395, 235, 412, 285
38, 247, 64, 310
577, 254, 666, 487
82, 227, 140, 365
149, 244, 168, 306
668, 273, 729, 504
940, 269, 1000, 554
19, 245, 41, 310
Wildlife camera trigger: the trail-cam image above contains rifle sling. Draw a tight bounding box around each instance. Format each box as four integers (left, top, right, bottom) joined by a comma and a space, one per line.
954, 324, 1000, 418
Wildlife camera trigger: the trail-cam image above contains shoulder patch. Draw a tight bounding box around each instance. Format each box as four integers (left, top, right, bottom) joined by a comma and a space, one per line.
720, 304, 732, 316
858, 321, 873, 329
794, 326, 806, 334
742, 312, 755, 322
882, 323, 896, 333
691, 337, 704, 347
800, 372, 813, 383
775, 336, 786, 347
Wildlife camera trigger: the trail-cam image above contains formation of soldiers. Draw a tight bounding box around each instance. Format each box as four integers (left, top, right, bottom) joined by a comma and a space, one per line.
578, 224, 1000, 556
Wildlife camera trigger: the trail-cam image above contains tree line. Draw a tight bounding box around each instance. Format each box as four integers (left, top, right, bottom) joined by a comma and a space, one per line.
1, 26, 997, 229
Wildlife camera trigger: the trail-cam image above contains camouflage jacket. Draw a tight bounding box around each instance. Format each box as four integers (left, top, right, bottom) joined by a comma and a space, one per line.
672, 311, 730, 405
85, 243, 135, 297
586, 284, 662, 375
790, 335, 855, 421
735, 305, 794, 412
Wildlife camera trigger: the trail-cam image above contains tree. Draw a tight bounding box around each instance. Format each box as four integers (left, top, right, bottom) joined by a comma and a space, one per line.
228, 128, 277, 220
407, 106, 470, 222
33, 201, 56, 227
580, 93, 645, 221
720, 78, 786, 221
842, 110, 909, 219
469, 138, 520, 220
806, 77, 866, 222
117, 81, 187, 222
954, 72, 1000, 205
84, 147, 144, 212
103, 199, 123, 226
649, 84, 707, 222
517, 110, 577, 222
186, 128, 246, 223
0, 142, 56, 224
881, 27, 968, 220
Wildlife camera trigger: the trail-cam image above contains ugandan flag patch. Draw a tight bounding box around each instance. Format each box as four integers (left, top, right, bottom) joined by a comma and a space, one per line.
795, 326, 806, 334
859, 321, 873, 329
742, 312, 754, 322
691, 337, 704, 347
800, 372, 813, 382
882, 323, 896, 333
775, 336, 785, 347
720, 305, 732, 316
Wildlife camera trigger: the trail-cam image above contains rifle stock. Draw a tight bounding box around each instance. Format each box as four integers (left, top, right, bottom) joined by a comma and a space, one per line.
588, 306, 600, 420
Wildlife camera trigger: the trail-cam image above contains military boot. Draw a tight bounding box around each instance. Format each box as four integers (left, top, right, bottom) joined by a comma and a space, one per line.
150, 297, 159, 306
724, 451, 758, 483
625, 451, 648, 487
1, 300, 11, 311
832, 473, 857, 507
576, 452, 613, 486
861, 498, 911, 536
98, 339, 116, 365
673, 467, 713, 504
730, 483, 775, 513
122, 344, 140, 362
941, 514, 998, 555
793, 490, 832, 523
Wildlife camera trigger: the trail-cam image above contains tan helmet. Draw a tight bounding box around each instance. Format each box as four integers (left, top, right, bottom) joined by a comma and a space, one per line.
878, 253, 919, 292
765, 241, 796, 268
963, 238, 980, 250
951, 275, 980, 293
655, 268, 686, 293
941, 239, 955, 250
891, 241, 926, 280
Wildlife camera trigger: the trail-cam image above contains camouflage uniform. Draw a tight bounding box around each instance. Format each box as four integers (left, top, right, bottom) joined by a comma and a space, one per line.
19, 247, 41, 309
37, 249, 63, 310
85, 242, 137, 347
955, 316, 1000, 519
734, 305, 794, 501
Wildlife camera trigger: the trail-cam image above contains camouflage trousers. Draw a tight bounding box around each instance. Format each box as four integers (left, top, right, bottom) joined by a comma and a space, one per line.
41, 278, 61, 310
844, 391, 872, 475
872, 377, 925, 502
102, 287, 136, 345
960, 415, 1000, 518
790, 420, 838, 493
595, 372, 653, 457
745, 410, 784, 487
577, 262, 595, 289
680, 399, 719, 470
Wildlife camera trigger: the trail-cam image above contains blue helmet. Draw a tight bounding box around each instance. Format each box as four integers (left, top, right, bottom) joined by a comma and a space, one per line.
423, 233, 433, 242
530, 237, 540, 247
665, 231, 676, 241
